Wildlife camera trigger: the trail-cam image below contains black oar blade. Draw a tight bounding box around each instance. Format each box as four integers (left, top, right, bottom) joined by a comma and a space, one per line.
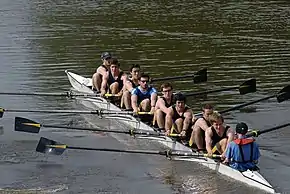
14, 117, 40, 133
0, 108, 4, 118
193, 68, 207, 83
36, 137, 65, 155
239, 79, 256, 95
277, 85, 290, 103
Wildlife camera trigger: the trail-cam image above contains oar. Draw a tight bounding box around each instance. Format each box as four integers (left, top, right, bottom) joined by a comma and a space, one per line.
0, 91, 117, 98
246, 123, 290, 138
219, 84, 290, 114
0, 108, 152, 118
14, 117, 180, 137
185, 78, 256, 96
36, 137, 221, 158
150, 68, 207, 84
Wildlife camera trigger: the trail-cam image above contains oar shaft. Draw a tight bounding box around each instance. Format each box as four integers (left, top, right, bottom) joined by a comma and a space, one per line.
66, 146, 168, 155
4, 109, 101, 115
186, 86, 238, 97
246, 123, 290, 138
64, 146, 218, 157
42, 124, 163, 136
152, 74, 196, 82
219, 95, 274, 114
0, 92, 71, 96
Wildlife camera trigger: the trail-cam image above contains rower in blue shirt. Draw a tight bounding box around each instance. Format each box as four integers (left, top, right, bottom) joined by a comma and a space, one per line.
223, 122, 260, 172
131, 73, 157, 114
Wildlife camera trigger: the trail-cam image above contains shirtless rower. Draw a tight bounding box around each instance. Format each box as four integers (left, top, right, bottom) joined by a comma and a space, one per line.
131, 73, 158, 113
165, 93, 193, 137
189, 104, 214, 149
92, 52, 112, 92
205, 111, 234, 157
154, 83, 174, 130
121, 64, 141, 110
100, 58, 127, 97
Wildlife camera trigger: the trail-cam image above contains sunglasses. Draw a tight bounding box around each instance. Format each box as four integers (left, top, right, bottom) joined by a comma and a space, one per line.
140, 80, 148, 83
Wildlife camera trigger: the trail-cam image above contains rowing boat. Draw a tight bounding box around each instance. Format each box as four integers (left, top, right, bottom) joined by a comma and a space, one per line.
65, 70, 275, 193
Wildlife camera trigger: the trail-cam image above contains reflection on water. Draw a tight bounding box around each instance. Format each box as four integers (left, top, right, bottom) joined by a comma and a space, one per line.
0, 0, 290, 193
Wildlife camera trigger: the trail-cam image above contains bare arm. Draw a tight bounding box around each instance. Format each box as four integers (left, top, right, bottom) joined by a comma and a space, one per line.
183, 109, 193, 131
205, 127, 213, 154
131, 94, 138, 112
155, 98, 171, 115
100, 73, 109, 95
165, 107, 174, 132
150, 93, 158, 112
197, 118, 211, 132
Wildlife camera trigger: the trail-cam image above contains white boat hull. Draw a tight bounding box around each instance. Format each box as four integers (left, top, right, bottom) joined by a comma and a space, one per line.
65, 70, 275, 193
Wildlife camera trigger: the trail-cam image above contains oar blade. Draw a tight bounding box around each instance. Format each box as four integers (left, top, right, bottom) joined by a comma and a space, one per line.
193, 68, 207, 83
277, 85, 290, 103
36, 137, 65, 155
14, 117, 41, 133
0, 108, 4, 118
239, 79, 256, 95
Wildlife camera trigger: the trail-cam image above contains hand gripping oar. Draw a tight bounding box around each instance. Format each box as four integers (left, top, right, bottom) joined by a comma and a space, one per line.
36, 137, 221, 158
246, 123, 290, 138
150, 68, 207, 84
185, 78, 256, 97
14, 117, 181, 137
219, 84, 290, 115
0, 108, 152, 118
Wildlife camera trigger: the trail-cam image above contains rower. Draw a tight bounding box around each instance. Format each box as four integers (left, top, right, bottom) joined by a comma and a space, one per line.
131, 73, 158, 113
165, 92, 193, 137
154, 83, 174, 130
121, 64, 141, 110
223, 122, 260, 171
189, 104, 214, 149
92, 52, 112, 92
100, 58, 127, 97
205, 111, 234, 156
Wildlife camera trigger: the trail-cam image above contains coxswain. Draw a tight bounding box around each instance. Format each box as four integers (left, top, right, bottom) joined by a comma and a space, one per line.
121, 64, 141, 110
154, 83, 174, 130
165, 93, 193, 137
189, 104, 214, 149
131, 73, 158, 113
92, 52, 112, 92
100, 58, 127, 97
223, 122, 260, 171
205, 111, 234, 156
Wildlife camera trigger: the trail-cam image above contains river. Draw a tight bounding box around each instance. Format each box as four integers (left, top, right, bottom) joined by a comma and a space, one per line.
0, 0, 289, 193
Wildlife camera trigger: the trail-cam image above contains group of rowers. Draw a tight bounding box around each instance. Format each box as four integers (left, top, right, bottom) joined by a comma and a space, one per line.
91, 52, 260, 172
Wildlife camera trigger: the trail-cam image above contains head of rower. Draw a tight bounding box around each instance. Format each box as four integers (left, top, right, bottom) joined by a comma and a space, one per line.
202, 104, 214, 121
138, 73, 150, 90
101, 52, 112, 67
130, 64, 141, 80
161, 83, 173, 100
235, 122, 249, 138
174, 92, 186, 111
209, 111, 224, 131
109, 58, 120, 74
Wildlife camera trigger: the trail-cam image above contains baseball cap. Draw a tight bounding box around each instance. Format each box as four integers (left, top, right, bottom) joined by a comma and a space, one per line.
101, 52, 112, 60
235, 122, 248, 135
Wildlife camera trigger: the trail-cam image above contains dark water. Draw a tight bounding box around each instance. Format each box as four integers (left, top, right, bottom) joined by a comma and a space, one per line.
0, 0, 289, 193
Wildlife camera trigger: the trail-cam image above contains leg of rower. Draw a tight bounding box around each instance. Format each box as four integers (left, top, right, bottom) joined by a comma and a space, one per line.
92, 73, 102, 91
155, 109, 165, 129
175, 118, 183, 133
110, 82, 119, 94
193, 127, 205, 149
122, 90, 131, 109
140, 99, 150, 112
215, 138, 227, 153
